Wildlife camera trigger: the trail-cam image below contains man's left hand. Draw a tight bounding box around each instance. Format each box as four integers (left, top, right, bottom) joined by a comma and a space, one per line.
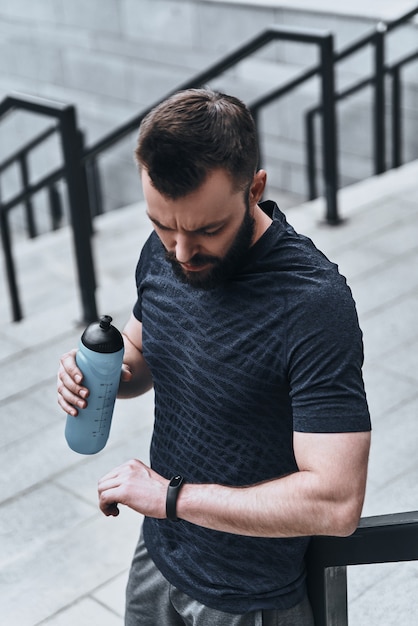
98, 459, 168, 519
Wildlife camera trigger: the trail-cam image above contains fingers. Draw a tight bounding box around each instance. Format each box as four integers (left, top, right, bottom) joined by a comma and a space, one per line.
101, 500, 120, 517
98, 470, 124, 517
97, 459, 168, 519
57, 349, 89, 416
97, 476, 120, 517
120, 363, 133, 383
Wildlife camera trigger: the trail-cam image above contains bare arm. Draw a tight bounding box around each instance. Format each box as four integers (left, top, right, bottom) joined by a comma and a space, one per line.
98, 430, 370, 537
57, 313, 153, 415
118, 313, 153, 398
176, 430, 370, 537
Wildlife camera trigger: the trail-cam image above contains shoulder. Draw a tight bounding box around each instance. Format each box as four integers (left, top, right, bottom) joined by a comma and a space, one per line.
264, 212, 353, 309
135, 231, 164, 283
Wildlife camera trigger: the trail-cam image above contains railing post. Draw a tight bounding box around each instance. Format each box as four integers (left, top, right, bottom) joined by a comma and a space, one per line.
60, 106, 98, 324
250, 106, 263, 171
19, 154, 37, 239
306, 109, 318, 201
48, 183, 63, 231
323, 567, 348, 626
0, 206, 23, 322
307, 547, 349, 626
374, 24, 387, 175
319, 34, 340, 224
77, 131, 94, 237
391, 66, 402, 168
85, 154, 104, 218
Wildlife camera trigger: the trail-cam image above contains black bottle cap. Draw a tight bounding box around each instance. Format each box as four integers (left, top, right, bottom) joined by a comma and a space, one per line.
81, 315, 124, 353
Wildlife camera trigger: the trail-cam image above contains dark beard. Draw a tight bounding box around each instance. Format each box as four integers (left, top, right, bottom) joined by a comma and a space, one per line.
165, 207, 255, 290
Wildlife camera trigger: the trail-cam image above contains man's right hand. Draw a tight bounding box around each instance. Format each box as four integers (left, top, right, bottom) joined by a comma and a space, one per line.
57, 349, 89, 416
58, 315, 153, 416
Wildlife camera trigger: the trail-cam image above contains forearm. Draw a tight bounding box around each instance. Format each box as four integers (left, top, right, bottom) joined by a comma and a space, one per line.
176, 471, 363, 538
98, 433, 369, 536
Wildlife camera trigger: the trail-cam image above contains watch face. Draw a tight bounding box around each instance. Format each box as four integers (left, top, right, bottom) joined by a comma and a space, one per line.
170, 475, 183, 487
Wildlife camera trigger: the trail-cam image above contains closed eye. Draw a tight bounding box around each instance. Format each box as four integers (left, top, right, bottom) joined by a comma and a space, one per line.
147, 215, 174, 232
198, 226, 224, 237
147, 212, 225, 237
154, 222, 173, 232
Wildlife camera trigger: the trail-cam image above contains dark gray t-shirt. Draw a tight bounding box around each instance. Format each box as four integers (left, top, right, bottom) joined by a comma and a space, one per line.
133, 202, 370, 613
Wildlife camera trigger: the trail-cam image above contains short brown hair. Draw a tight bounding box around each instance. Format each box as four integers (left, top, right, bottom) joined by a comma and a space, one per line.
135, 88, 259, 198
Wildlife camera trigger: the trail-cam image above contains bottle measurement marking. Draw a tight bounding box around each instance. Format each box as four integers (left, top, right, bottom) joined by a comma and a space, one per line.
92, 382, 116, 437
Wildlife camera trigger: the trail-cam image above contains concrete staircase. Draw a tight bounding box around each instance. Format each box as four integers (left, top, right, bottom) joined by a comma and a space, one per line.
1, 3, 418, 623
0, 1, 417, 220
1, 159, 418, 624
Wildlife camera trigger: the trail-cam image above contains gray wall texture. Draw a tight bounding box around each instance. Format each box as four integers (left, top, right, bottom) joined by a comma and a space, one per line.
0, 0, 417, 225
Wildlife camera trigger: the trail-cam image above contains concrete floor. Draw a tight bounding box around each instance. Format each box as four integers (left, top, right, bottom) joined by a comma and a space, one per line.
1, 159, 418, 625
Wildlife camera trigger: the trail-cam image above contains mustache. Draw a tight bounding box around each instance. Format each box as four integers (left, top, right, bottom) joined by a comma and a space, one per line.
165, 251, 220, 268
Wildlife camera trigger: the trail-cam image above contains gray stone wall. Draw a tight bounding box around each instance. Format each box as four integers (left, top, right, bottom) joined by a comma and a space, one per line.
0, 0, 416, 223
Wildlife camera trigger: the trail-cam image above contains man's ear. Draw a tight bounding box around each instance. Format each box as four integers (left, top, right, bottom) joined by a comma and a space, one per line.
249, 170, 267, 206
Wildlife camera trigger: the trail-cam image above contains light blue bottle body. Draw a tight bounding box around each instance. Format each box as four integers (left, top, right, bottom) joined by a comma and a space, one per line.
65, 316, 124, 455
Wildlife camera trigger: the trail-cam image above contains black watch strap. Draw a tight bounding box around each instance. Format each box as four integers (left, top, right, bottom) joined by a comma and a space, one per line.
166, 475, 185, 521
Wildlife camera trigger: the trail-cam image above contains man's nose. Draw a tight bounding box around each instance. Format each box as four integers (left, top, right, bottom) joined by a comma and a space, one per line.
175, 234, 199, 264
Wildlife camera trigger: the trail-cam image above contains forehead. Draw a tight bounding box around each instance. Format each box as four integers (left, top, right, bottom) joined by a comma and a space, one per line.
142, 168, 245, 229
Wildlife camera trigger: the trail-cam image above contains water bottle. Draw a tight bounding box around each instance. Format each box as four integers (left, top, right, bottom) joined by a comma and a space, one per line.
65, 315, 124, 455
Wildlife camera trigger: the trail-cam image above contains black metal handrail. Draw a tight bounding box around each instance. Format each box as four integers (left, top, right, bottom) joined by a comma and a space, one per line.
306, 26, 386, 200
0, 124, 62, 239
84, 25, 339, 224
0, 124, 56, 172
306, 510, 418, 625
0, 94, 97, 323
386, 5, 418, 31
1, 27, 339, 228
1, 25, 341, 322
2, 7, 417, 322
389, 49, 418, 168
247, 38, 340, 223
306, 6, 418, 200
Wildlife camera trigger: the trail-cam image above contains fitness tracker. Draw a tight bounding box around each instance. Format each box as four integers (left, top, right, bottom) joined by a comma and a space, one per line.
166, 475, 185, 521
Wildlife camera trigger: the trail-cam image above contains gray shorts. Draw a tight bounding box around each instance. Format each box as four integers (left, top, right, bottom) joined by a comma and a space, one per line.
125, 531, 314, 626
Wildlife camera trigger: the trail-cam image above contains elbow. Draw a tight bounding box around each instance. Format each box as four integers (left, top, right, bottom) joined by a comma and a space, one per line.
327, 498, 363, 537
333, 517, 359, 538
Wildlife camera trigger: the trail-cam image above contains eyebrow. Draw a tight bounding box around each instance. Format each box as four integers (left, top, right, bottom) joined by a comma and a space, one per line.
146, 212, 225, 234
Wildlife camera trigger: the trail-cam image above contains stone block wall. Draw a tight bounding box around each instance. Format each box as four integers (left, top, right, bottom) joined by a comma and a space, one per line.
0, 0, 416, 226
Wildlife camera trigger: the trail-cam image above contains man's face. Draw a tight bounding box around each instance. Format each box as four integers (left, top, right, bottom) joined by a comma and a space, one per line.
142, 169, 257, 290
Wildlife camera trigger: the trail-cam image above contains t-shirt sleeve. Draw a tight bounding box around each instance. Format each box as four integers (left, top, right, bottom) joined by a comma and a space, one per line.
287, 275, 371, 433
132, 234, 155, 322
